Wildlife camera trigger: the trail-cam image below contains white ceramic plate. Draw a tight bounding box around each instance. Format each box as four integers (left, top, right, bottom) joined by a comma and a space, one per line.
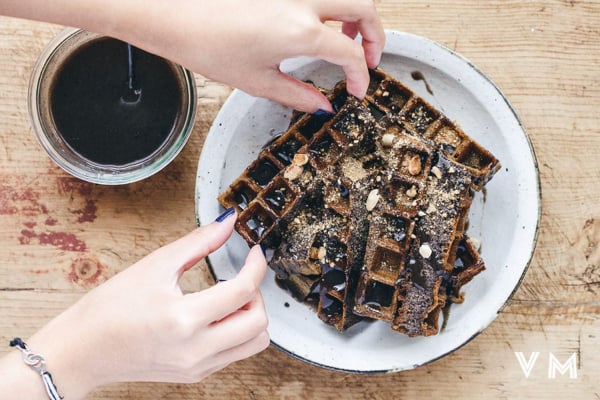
195, 31, 540, 373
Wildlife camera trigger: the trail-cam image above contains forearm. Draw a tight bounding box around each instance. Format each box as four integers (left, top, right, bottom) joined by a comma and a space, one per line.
0, 310, 102, 400
0, 0, 201, 73
0, 0, 172, 52
1, 0, 115, 31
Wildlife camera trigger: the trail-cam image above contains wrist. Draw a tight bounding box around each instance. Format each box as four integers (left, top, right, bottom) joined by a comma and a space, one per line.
25, 307, 106, 399
0, 349, 49, 399
107, 0, 179, 56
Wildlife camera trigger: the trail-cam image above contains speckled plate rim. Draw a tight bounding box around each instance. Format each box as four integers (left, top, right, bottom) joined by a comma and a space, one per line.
195, 30, 541, 374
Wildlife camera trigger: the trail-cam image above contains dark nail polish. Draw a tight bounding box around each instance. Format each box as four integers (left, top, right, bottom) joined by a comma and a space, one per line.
313, 109, 333, 117
215, 207, 235, 222
259, 244, 268, 257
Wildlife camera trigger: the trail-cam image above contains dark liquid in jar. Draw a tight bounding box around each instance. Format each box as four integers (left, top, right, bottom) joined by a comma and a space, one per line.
50, 37, 183, 166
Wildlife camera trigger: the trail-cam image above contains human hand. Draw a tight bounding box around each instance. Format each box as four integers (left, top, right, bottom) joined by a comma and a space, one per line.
2, 0, 384, 112
118, 0, 386, 112
23, 211, 269, 399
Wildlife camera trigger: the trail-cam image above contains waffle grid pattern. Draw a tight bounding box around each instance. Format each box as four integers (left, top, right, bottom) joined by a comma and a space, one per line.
218, 69, 499, 336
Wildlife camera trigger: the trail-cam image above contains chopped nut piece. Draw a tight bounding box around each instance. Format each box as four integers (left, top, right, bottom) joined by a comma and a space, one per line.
382, 91, 390, 97
448, 166, 456, 174
292, 153, 309, 166
419, 243, 432, 259
381, 133, 395, 148
365, 189, 380, 211
468, 236, 481, 252
426, 203, 437, 214
408, 155, 422, 175
317, 246, 327, 261
284, 164, 303, 180
406, 185, 418, 198
431, 166, 443, 179
309, 247, 320, 259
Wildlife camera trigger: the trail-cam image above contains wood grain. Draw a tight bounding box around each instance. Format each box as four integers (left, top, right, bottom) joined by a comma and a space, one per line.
1, 1, 599, 398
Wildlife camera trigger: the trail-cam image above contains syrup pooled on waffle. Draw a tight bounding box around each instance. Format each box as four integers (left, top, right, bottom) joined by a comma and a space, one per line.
218, 69, 500, 336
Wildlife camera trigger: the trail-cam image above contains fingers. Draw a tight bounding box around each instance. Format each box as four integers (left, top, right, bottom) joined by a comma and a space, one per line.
310, 27, 371, 99
184, 245, 267, 325
308, 0, 384, 98
188, 330, 269, 383
342, 21, 360, 40
206, 289, 268, 353
314, 0, 385, 68
360, 30, 386, 70
240, 1, 383, 111
147, 211, 237, 280
211, 330, 270, 367
175, 247, 268, 381
254, 69, 333, 113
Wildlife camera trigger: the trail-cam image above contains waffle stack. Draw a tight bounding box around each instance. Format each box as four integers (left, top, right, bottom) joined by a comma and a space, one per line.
218, 69, 499, 336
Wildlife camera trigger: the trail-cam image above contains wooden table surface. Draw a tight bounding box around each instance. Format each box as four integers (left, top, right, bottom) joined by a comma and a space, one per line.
1, 1, 598, 398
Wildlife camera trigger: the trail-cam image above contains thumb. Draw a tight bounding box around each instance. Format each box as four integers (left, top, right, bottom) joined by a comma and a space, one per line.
148, 208, 237, 280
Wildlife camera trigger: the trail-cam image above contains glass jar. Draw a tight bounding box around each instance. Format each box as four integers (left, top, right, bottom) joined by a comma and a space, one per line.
28, 28, 197, 184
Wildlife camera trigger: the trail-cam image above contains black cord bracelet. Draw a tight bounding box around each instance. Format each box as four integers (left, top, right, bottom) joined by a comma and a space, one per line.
10, 338, 64, 400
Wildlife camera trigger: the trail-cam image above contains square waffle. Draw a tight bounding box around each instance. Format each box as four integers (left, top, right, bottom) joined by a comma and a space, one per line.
218, 69, 499, 336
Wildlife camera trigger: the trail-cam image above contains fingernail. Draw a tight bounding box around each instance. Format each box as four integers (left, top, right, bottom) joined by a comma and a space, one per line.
313, 109, 333, 117
259, 244, 268, 257
215, 207, 235, 222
